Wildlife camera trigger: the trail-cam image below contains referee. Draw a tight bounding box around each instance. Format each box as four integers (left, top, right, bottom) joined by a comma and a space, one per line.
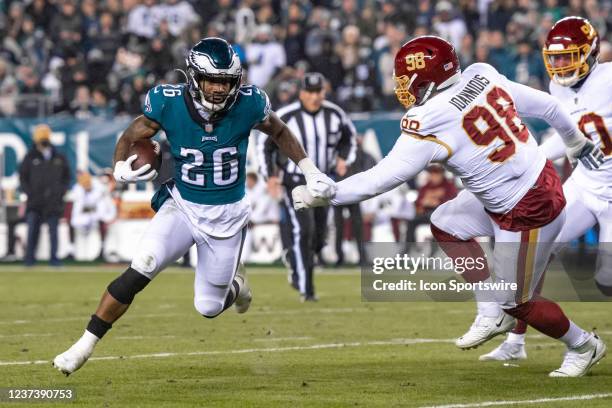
260, 72, 356, 301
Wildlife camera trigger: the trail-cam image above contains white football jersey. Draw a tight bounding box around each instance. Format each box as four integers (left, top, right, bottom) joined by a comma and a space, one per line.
549, 62, 612, 199
402, 63, 545, 214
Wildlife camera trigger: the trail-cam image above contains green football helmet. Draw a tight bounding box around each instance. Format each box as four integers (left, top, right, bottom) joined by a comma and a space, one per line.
186, 37, 243, 112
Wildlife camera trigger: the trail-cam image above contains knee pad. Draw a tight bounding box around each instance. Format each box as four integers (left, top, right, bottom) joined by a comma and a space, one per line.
107, 267, 151, 304
194, 298, 224, 318
131, 250, 160, 278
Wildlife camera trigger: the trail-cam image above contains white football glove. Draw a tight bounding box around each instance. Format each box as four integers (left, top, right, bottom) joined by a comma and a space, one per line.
113, 154, 158, 183
298, 158, 337, 199
567, 139, 605, 170
292, 185, 330, 210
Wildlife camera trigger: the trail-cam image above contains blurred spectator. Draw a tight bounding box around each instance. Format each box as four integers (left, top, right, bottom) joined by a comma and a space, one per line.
459, 0, 481, 38
246, 24, 286, 89
487, 30, 514, 77
70, 85, 93, 118
91, 86, 116, 117
509, 39, 546, 88
433, 0, 468, 49
50, 0, 82, 57
25, 0, 57, 32
376, 21, 407, 110
284, 20, 306, 66
89, 11, 123, 80
127, 0, 162, 40
16, 65, 44, 116
160, 0, 200, 37
487, 0, 515, 32
19, 124, 71, 266
0, 58, 17, 116
118, 75, 147, 115
406, 165, 457, 243
336, 25, 376, 112
542, 0, 565, 23
70, 171, 118, 260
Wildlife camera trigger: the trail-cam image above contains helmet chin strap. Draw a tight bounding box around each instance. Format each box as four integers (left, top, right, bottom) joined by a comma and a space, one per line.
419, 71, 461, 106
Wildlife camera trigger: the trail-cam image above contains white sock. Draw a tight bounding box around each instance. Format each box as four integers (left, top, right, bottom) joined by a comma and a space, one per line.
559, 321, 591, 349
473, 277, 500, 317
506, 332, 526, 345
76, 330, 100, 350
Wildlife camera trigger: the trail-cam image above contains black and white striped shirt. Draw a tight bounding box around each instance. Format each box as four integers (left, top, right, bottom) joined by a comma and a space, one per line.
259, 100, 357, 180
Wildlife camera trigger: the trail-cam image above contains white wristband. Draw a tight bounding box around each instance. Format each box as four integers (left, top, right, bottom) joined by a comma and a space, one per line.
298, 157, 319, 175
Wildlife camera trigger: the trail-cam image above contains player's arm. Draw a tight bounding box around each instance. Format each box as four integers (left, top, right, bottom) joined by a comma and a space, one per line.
112, 115, 160, 183
506, 81, 603, 169
256, 111, 335, 198
539, 131, 566, 161
293, 134, 447, 208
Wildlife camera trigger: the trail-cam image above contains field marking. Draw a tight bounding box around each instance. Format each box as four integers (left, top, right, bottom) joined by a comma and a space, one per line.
420, 393, 612, 408
253, 336, 313, 342
0, 333, 54, 338
0, 337, 453, 367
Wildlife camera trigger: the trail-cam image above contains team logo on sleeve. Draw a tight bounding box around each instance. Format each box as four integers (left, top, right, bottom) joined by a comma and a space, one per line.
144, 92, 152, 113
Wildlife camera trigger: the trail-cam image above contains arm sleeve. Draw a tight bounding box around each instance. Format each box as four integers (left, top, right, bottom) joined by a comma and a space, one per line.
18, 155, 31, 196
142, 86, 165, 124
539, 131, 567, 161
331, 134, 447, 205
251, 87, 272, 126
505, 80, 585, 150
337, 114, 357, 165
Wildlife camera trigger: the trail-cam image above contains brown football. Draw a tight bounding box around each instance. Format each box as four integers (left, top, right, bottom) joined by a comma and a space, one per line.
128, 139, 162, 171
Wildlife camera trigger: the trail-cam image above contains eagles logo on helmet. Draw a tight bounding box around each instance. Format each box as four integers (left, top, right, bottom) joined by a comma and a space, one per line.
185, 37, 243, 112
393, 36, 461, 110
543, 16, 600, 87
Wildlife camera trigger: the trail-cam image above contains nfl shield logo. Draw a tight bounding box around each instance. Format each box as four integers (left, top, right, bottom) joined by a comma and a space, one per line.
205, 123, 213, 132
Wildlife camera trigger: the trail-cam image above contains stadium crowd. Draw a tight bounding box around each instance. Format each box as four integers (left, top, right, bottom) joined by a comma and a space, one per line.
1, 0, 611, 117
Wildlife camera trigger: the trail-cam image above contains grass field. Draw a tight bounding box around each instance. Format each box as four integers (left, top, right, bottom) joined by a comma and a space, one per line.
1, 265, 611, 407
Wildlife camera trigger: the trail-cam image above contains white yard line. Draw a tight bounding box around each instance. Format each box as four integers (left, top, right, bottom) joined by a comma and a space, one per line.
253, 336, 313, 342
0, 338, 453, 367
0, 333, 54, 338
420, 393, 612, 408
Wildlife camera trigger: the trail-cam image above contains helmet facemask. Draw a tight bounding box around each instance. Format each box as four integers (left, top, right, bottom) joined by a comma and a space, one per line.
543, 41, 595, 87
188, 68, 241, 112
393, 73, 418, 109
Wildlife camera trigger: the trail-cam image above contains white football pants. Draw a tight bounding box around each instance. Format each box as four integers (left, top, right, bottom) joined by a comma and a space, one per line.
431, 189, 565, 308
130, 198, 246, 317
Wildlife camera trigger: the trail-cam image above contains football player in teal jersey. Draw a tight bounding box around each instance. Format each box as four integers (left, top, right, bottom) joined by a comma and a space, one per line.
53, 37, 335, 375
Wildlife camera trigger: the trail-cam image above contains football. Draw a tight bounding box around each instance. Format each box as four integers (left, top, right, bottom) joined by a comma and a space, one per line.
128, 139, 162, 172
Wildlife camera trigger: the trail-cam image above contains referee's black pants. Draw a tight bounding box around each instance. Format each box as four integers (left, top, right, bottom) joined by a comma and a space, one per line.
280, 181, 328, 297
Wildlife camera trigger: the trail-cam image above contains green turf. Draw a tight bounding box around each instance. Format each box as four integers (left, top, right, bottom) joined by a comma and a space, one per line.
0, 265, 610, 407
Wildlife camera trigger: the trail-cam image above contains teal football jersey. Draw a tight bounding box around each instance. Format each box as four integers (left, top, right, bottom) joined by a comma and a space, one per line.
143, 83, 270, 205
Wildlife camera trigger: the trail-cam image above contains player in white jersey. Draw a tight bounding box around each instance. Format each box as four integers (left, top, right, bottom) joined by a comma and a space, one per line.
292, 36, 606, 377
480, 17, 612, 363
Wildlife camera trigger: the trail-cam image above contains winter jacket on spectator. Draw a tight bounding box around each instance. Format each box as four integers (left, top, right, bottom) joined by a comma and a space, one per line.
19, 146, 71, 217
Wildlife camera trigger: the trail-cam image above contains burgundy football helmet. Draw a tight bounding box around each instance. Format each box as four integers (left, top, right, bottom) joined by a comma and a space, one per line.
393, 36, 461, 109
543, 16, 600, 87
